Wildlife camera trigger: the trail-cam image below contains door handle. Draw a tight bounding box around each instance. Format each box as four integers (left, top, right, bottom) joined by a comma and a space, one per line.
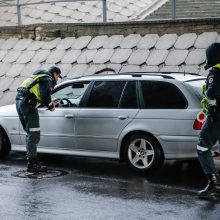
118, 115, 128, 120
65, 114, 74, 119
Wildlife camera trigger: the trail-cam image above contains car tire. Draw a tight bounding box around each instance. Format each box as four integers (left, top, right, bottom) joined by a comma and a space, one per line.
0, 128, 11, 159
124, 133, 164, 173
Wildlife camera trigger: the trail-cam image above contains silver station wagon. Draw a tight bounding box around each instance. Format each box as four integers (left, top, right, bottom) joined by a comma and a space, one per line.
0, 70, 208, 173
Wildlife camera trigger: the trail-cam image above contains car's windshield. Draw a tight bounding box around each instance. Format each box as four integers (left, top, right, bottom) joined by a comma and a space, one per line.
184, 79, 205, 100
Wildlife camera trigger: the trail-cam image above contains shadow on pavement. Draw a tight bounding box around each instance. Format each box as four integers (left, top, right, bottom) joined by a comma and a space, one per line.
0, 151, 207, 190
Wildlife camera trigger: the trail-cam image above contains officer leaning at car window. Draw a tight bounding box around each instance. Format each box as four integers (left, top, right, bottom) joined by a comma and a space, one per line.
197, 42, 220, 197
16, 66, 62, 173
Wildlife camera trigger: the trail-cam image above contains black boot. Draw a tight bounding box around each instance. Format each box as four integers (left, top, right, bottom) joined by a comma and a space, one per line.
198, 173, 220, 197
27, 157, 47, 173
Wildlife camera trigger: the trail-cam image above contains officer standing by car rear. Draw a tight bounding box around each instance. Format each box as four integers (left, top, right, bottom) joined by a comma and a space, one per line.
16, 66, 62, 173
197, 43, 220, 197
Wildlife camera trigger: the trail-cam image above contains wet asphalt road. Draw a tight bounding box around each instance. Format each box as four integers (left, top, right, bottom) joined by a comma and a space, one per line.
0, 152, 220, 220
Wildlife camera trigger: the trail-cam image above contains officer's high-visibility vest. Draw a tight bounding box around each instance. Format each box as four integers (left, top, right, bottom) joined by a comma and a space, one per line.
19, 74, 52, 103
201, 84, 209, 115
201, 63, 220, 115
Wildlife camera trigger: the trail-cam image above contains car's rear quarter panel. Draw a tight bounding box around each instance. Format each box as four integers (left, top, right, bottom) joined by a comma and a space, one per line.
119, 109, 200, 159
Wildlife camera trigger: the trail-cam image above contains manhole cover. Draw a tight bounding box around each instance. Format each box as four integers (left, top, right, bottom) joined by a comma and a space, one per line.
12, 169, 68, 179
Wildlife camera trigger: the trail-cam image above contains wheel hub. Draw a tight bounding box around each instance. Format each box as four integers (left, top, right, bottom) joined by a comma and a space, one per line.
139, 148, 146, 156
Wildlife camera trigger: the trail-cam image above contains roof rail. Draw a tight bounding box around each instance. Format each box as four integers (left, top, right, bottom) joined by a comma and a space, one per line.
73, 69, 201, 80
93, 69, 175, 79
120, 71, 201, 76
158, 71, 201, 76
128, 73, 174, 79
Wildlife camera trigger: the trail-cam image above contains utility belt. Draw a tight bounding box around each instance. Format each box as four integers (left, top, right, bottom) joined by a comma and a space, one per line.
202, 96, 220, 116
207, 106, 220, 123
16, 88, 37, 106
208, 105, 220, 115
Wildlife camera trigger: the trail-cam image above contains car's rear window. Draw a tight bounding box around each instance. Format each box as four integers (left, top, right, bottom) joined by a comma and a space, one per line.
184, 79, 205, 100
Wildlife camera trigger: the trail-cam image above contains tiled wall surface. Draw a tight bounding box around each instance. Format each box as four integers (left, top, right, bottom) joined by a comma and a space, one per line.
0, 31, 219, 106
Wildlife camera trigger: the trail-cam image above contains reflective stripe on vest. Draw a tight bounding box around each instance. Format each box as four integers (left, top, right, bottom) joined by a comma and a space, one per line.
19, 74, 51, 103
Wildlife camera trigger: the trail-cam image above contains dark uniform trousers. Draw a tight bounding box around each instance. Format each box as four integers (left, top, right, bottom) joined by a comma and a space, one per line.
16, 98, 40, 159
197, 116, 220, 175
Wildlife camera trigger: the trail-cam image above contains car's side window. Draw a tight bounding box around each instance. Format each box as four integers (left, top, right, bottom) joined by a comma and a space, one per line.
141, 81, 187, 109
119, 81, 138, 109
86, 81, 126, 108
51, 81, 90, 107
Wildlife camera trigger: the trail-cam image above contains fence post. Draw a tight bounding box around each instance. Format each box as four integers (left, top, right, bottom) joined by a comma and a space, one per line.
172, 0, 176, 19
17, 0, 22, 25
102, 0, 107, 22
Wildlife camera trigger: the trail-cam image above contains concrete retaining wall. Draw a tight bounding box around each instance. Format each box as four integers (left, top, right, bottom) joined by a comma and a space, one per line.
0, 18, 219, 40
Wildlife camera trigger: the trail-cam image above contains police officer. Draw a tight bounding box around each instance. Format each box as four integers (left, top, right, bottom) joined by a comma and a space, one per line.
16, 66, 62, 172
197, 43, 220, 197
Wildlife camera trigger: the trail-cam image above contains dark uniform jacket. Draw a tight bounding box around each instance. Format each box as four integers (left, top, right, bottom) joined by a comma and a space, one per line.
206, 67, 220, 116
17, 70, 54, 108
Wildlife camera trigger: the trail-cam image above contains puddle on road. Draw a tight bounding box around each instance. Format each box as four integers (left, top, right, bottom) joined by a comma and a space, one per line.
11, 169, 68, 179
0, 165, 11, 171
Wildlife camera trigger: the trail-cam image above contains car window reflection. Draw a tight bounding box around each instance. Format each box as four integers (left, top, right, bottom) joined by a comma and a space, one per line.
51, 82, 90, 108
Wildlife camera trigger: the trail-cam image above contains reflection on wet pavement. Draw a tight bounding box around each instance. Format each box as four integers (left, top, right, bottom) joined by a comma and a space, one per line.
0, 152, 220, 220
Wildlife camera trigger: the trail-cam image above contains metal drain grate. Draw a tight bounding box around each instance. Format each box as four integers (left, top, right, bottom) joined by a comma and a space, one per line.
12, 169, 68, 179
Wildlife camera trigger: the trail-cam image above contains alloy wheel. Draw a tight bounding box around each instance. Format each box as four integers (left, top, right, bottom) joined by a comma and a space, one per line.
128, 138, 154, 169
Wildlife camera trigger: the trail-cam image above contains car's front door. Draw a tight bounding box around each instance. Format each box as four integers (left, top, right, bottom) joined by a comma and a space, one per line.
75, 80, 139, 152
37, 107, 77, 150
20, 81, 90, 151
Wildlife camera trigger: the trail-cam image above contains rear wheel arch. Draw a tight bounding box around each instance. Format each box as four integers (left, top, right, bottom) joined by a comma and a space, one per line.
120, 131, 163, 158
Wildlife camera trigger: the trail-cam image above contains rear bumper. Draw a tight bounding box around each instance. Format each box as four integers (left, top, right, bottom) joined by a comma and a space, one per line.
159, 135, 218, 159
159, 136, 198, 159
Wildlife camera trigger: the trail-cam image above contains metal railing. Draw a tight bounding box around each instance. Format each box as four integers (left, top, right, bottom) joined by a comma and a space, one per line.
172, 0, 176, 19
0, 0, 107, 25
0, 0, 177, 25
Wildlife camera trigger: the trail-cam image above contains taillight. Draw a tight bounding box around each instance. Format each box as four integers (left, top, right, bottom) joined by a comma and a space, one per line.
193, 112, 206, 130
193, 120, 204, 130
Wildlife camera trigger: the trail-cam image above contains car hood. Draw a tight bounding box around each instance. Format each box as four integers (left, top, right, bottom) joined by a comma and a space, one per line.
0, 104, 17, 117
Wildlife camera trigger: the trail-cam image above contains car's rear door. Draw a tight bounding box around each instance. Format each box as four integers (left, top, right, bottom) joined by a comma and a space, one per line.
75, 80, 139, 153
